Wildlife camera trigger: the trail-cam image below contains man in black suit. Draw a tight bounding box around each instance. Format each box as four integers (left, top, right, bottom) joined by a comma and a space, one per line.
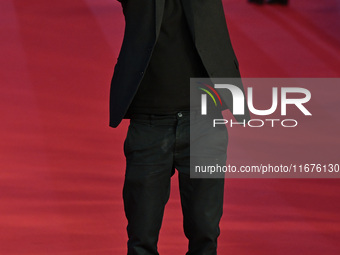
109, 0, 249, 254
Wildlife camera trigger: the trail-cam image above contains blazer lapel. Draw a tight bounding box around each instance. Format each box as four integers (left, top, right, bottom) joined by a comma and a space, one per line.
183, 0, 231, 49
186, 0, 211, 47
181, 0, 196, 43
155, 0, 165, 40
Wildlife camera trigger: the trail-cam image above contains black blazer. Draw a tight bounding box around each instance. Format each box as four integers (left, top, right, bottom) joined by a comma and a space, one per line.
109, 0, 250, 127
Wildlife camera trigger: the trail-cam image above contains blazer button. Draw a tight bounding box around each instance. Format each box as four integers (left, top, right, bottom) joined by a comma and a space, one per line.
139, 71, 144, 76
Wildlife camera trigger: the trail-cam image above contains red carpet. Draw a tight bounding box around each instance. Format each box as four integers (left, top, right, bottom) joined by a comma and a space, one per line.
0, 0, 339, 254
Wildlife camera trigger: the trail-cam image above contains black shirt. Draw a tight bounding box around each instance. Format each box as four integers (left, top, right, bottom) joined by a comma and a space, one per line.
126, 0, 208, 116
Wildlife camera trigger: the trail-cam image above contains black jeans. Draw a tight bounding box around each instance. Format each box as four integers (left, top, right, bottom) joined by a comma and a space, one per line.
123, 111, 226, 255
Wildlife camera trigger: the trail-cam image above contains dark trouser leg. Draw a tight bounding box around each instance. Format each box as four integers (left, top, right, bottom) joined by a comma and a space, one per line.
175, 111, 227, 254
123, 117, 175, 255
123, 168, 172, 255
179, 175, 225, 255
